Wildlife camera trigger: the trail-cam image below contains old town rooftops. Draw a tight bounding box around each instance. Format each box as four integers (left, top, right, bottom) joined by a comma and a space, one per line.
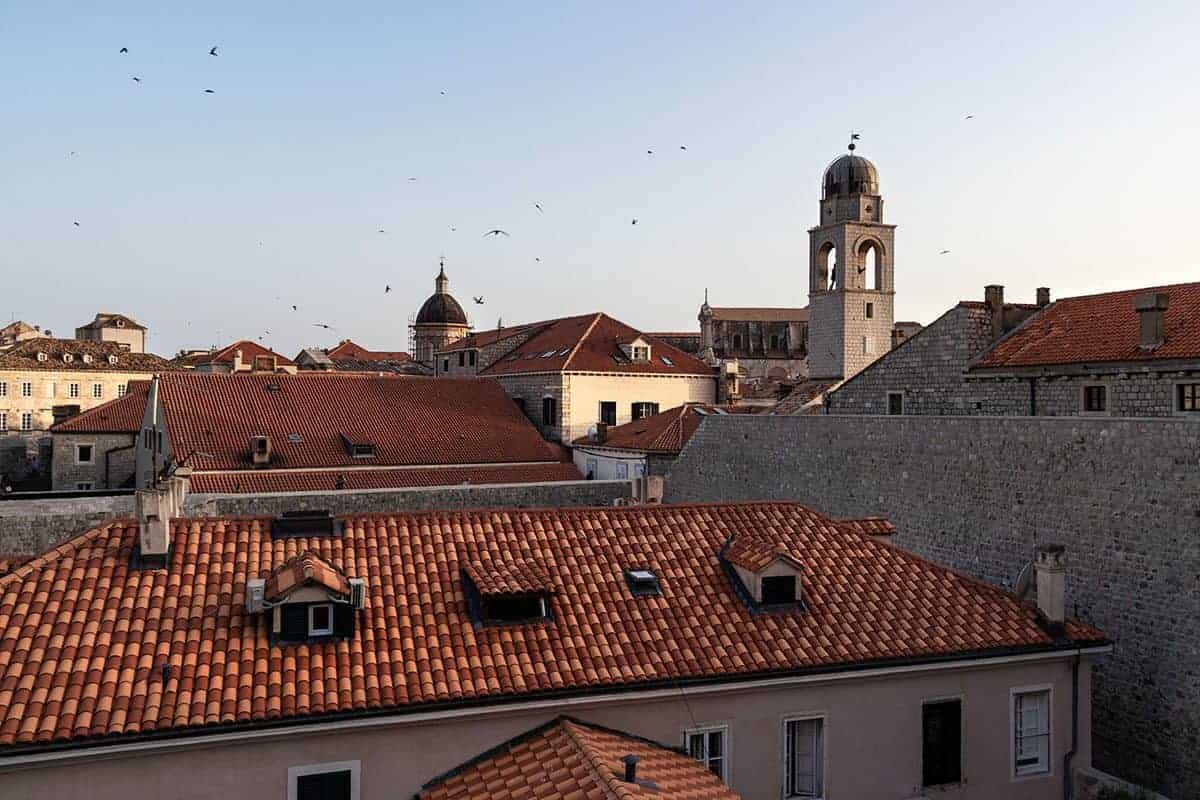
0, 500, 1103, 752
0, 338, 175, 373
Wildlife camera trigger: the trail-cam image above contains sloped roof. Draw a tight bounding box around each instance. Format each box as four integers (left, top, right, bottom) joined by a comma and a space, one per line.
173, 340, 295, 368
463, 556, 557, 596
837, 517, 897, 538
325, 340, 411, 362
481, 313, 713, 376
329, 358, 430, 376
77, 313, 146, 331
188, 462, 582, 493
50, 380, 150, 434
572, 404, 752, 454
419, 717, 743, 800
439, 322, 549, 352
0, 338, 175, 373
157, 372, 564, 471
0, 501, 1104, 751
264, 551, 350, 601
971, 282, 1200, 369
724, 537, 804, 572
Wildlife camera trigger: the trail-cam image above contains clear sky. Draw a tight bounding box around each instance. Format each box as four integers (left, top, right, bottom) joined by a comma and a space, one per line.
3, 1, 1198, 357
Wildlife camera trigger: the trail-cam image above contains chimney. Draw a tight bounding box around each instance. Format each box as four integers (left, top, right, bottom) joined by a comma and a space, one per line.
250, 435, 272, 467
621, 754, 640, 784
984, 285, 1005, 338
1134, 292, 1169, 350
1036, 287, 1051, 307
135, 475, 187, 565
594, 422, 607, 444
1034, 544, 1066, 623
232, 348, 244, 372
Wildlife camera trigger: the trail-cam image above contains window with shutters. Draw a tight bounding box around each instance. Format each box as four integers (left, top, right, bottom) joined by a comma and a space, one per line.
1013, 688, 1051, 777
922, 699, 962, 786
69, 383, 80, 398
1082, 385, 1107, 413
684, 725, 729, 782
308, 603, 333, 636
118, 383, 128, 397
278, 602, 354, 643
20, 413, 33, 431
631, 402, 659, 420
288, 761, 359, 800
784, 716, 824, 798
1177, 383, 1200, 412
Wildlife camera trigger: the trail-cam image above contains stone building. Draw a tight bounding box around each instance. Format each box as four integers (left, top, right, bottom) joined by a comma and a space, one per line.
295, 340, 429, 376
0, 321, 42, 349
74, 312, 147, 353
435, 313, 716, 443
828, 281, 1200, 418
697, 299, 809, 381
49, 381, 149, 490
411, 262, 470, 364
172, 340, 298, 374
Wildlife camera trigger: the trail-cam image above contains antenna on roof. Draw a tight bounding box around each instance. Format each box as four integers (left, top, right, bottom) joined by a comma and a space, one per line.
848, 132, 861, 152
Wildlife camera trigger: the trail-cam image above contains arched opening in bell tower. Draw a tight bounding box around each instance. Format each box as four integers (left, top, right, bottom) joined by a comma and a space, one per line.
858, 240, 881, 291
816, 242, 838, 291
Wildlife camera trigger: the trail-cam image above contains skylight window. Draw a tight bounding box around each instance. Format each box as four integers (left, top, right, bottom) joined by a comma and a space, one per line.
540, 350, 557, 358
660, 356, 674, 367
625, 568, 662, 597
287, 433, 303, 443
557, 347, 571, 356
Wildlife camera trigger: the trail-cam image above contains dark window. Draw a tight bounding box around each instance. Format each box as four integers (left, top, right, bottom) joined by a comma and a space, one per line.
600, 401, 617, 426
761, 575, 796, 605
624, 568, 661, 597
542, 397, 557, 426
513, 397, 526, 414
887, 392, 904, 415
922, 700, 962, 786
296, 769, 352, 800
441, 358, 449, 373
468, 350, 477, 367
458, 352, 465, 367
1178, 383, 1200, 411
351, 443, 375, 458
686, 728, 726, 780
278, 601, 354, 641
280, 603, 310, 641
770, 334, 780, 350
309, 603, 333, 635
732, 334, 742, 349
77, 444, 94, 463
631, 402, 659, 420
1083, 385, 1107, 412
482, 594, 547, 623
866, 302, 874, 319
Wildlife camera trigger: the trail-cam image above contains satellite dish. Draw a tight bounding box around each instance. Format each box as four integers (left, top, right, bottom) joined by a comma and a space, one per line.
1013, 561, 1035, 602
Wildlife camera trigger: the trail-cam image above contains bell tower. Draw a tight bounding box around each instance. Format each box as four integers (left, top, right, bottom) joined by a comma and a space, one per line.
807, 140, 896, 381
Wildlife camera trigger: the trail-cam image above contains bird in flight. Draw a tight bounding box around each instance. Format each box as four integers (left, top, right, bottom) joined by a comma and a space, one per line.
407, 177, 417, 182
439, 90, 446, 95
680, 145, 687, 151
482, 229, 510, 237
964, 114, 974, 120
377, 227, 386, 234
448, 225, 456, 232
646, 149, 653, 155
291, 305, 298, 312
939, 249, 951, 255
209, 46, 219, 56
119, 47, 128, 54
385, 285, 391, 294
473, 296, 485, 305
850, 133, 861, 141
132, 76, 141, 83
257, 240, 263, 247
73, 220, 80, 227
631, 218, 638, 225
203, 89, 215, 93
66, 151, 77, 158
534, 257, 541, 262
534, 203, 543, 214
313, 323, 336, 331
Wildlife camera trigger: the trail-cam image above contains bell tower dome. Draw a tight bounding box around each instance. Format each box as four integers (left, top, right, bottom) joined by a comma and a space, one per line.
807, 140, 896, 381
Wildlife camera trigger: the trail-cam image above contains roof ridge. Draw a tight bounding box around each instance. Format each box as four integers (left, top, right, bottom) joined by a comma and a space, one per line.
561, 312, 604, 371
559, 719, 625, 800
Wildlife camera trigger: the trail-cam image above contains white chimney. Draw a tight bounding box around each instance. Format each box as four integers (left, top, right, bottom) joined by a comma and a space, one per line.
1034, 544, 1066, 623
135, 475, 187, 561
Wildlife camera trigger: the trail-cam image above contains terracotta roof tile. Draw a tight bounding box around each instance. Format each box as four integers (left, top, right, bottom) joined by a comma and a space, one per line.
325, 340, 411, 362
264, 551, 350, 601
837, 517, 897, 537
971, 282, 1200, 369
173, 340, 295, 368
419, 716, 742, 799
0, 501, 1105, 751
464, 557, 556, 596
0, 338, 175, 373
189, 463, 583, 494
723, 537, 803, 572
480, 314, 713, 377
50, 380, 150, 433
573, 404, 753, 454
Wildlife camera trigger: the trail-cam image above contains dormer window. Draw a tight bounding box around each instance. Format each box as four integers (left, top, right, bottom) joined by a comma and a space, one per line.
107, 355, 119, 365
632, 345, 650, 362
62, 353, 74, 363
308, 603, 334, 636
462, 559, 556, 627
247, 551, 365, 644
36, 352, 47, 362
721, 536, 805, 612
340, 433, 376, 458
115, 319, 125, 328
82, 354, 94, 364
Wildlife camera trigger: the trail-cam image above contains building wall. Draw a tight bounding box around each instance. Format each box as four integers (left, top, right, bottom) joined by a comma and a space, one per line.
0, 369, 145, 434
664, 414, 1200, 798
493, 373, 566, 441
560, 373, 716, 444
572, 444, 647, 480
968, 371, 1200, 418
414, 324, 468, 364
76, 325, 145, 353
50, 432, 137, 490
0, 656, 1093, 800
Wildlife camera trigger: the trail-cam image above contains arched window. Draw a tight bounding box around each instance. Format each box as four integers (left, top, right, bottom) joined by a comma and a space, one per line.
859, 241, 881, 291
816, 242, 837, 291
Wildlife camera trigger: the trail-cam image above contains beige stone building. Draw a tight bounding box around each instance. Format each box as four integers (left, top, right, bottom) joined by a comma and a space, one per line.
0, 320, 42, 349
48, 381, 149, 490
436, 313, 716, 443
0, 338, 174, 438
74, 312, 147, 353
172, 339, 298, 373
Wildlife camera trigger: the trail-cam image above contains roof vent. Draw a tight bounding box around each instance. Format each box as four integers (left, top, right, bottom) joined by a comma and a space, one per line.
82, 354, 93, 364
62, 353, 74, 363
1134, 292, 1169, 350
107, 355, 119, 365
246, 578, 266, 613
264, 382, 282, 391
271, 509, 340, 538
348, 578, 367, 609
621, 754, 640, 784
624, 568, 661, 597
340, 433, 376, 458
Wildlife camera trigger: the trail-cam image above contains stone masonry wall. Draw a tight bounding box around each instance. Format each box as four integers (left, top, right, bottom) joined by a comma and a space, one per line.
664, 414, 1200, 798
51, 432, 136, 490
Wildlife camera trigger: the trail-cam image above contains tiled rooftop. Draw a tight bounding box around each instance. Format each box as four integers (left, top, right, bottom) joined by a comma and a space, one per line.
172, 340, 296, 369
325, 340, 411, 362
572, 403, 752, 454
188, 463, 583, 494
264, 551, 349, 601
0, 501, 1103, 751
50, 380, 150, 434
0, 338, 176, 373
971, 282, 1200, 369
419, 717, 742, 799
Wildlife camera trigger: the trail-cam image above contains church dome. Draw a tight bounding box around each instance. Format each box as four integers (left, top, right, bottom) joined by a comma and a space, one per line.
822, 154, 879, 199
415, 292, 467, 326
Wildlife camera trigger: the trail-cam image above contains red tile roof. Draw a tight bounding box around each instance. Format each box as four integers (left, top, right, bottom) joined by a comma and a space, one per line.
724, 537, 803, 572
174, 340, 295, 368
440, 323, 549, 352
326, 340, 411, 362
0, 501, 1103, 751
264, 551, 349, 601
463, 556, 557, 596
419, 716, 742, 800
480, 314, 713, 376
971, 282, 1200, 369
837, 517, 897, 538
157, 373, 565, 471
188, 463, 583, 493
572, 404, 752, 454
0, 338, 175, 373
50, 381, 150, 434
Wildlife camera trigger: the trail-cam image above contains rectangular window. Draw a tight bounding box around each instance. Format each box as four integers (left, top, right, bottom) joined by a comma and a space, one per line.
770, 334, 780, 349
1014, 689, 1051, 777
541, 397, 557, 426
441, 358, 449, 374
863, 336, 874, 355
887, 392, 904, 415
118, 383, 128, 397
631, 402, 660, 420
289, 761, 359, 800
92, 383, 103, 398
76, 482, 94, 491
761, 575, 797, 605
600, 401, 617, 426
685, 726, 728, 782
468, 350, 477, 367
0, 413, 6, 430
458, 352, 465, 367
481, 593, 548, 623
1082, 385, 1107, 412
584, 458, 598, 479
20, 412, 34, 431
866, 302, 875, 319
1178, 383, 1200, 412
922, 699, 962, 786
44, 381, 56, 398
784, 717, 824, 798
0, 381, 6, 397
308, 603, 334, 636
21, 382, 32, 397
632, 345, 650, 362
69, 383, 80, 398
76, 444, 94, 464
615, 462, 629, 479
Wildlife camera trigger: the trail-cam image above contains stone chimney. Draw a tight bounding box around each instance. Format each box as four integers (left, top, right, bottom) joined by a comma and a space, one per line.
984, 285, 1005, 338
135, 475, 188, 566
1134, 292, 1169, 350
594, 422, 608, 444
232, 348, 245, 373
1036, 287, 1051, 307
631, 475, 665, 504
1034, 544, 1066, 623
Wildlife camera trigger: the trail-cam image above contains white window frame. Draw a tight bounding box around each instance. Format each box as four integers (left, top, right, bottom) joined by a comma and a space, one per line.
1174, 380, 1200, 416
615, 462, 629, 479
0, 413, 7, 431
886, 391, 904, 416
117, 383, 128, 397
0, 381, 6, 397
20, 412, 34, 431
68, 383, 80, 399
782, 713, 827, 799
92, 383, 103, 398
632, 345, 650, 362
21, 381, 32, 398
308, 603, 334, 636
44, 381, 56, 398
1079, 383, 1110, 416
683, 723, 731, 783
1010, 684, 1053, 781
75, 443, 96, 465
287, 759, 361, 800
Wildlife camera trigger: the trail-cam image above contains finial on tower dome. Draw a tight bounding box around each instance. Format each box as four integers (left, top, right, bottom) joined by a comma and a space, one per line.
848, 132, 861, 152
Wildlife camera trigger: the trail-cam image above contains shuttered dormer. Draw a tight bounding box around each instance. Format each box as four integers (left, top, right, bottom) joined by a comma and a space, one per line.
246, 551, 365, 644
721, 536, 805, 612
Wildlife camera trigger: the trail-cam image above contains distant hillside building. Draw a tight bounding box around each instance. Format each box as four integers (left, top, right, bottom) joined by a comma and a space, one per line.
411, 261, 470, 364
74, 312, 147, 353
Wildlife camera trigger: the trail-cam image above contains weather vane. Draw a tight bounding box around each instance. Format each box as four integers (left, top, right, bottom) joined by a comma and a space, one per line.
848, 132, 861, 152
